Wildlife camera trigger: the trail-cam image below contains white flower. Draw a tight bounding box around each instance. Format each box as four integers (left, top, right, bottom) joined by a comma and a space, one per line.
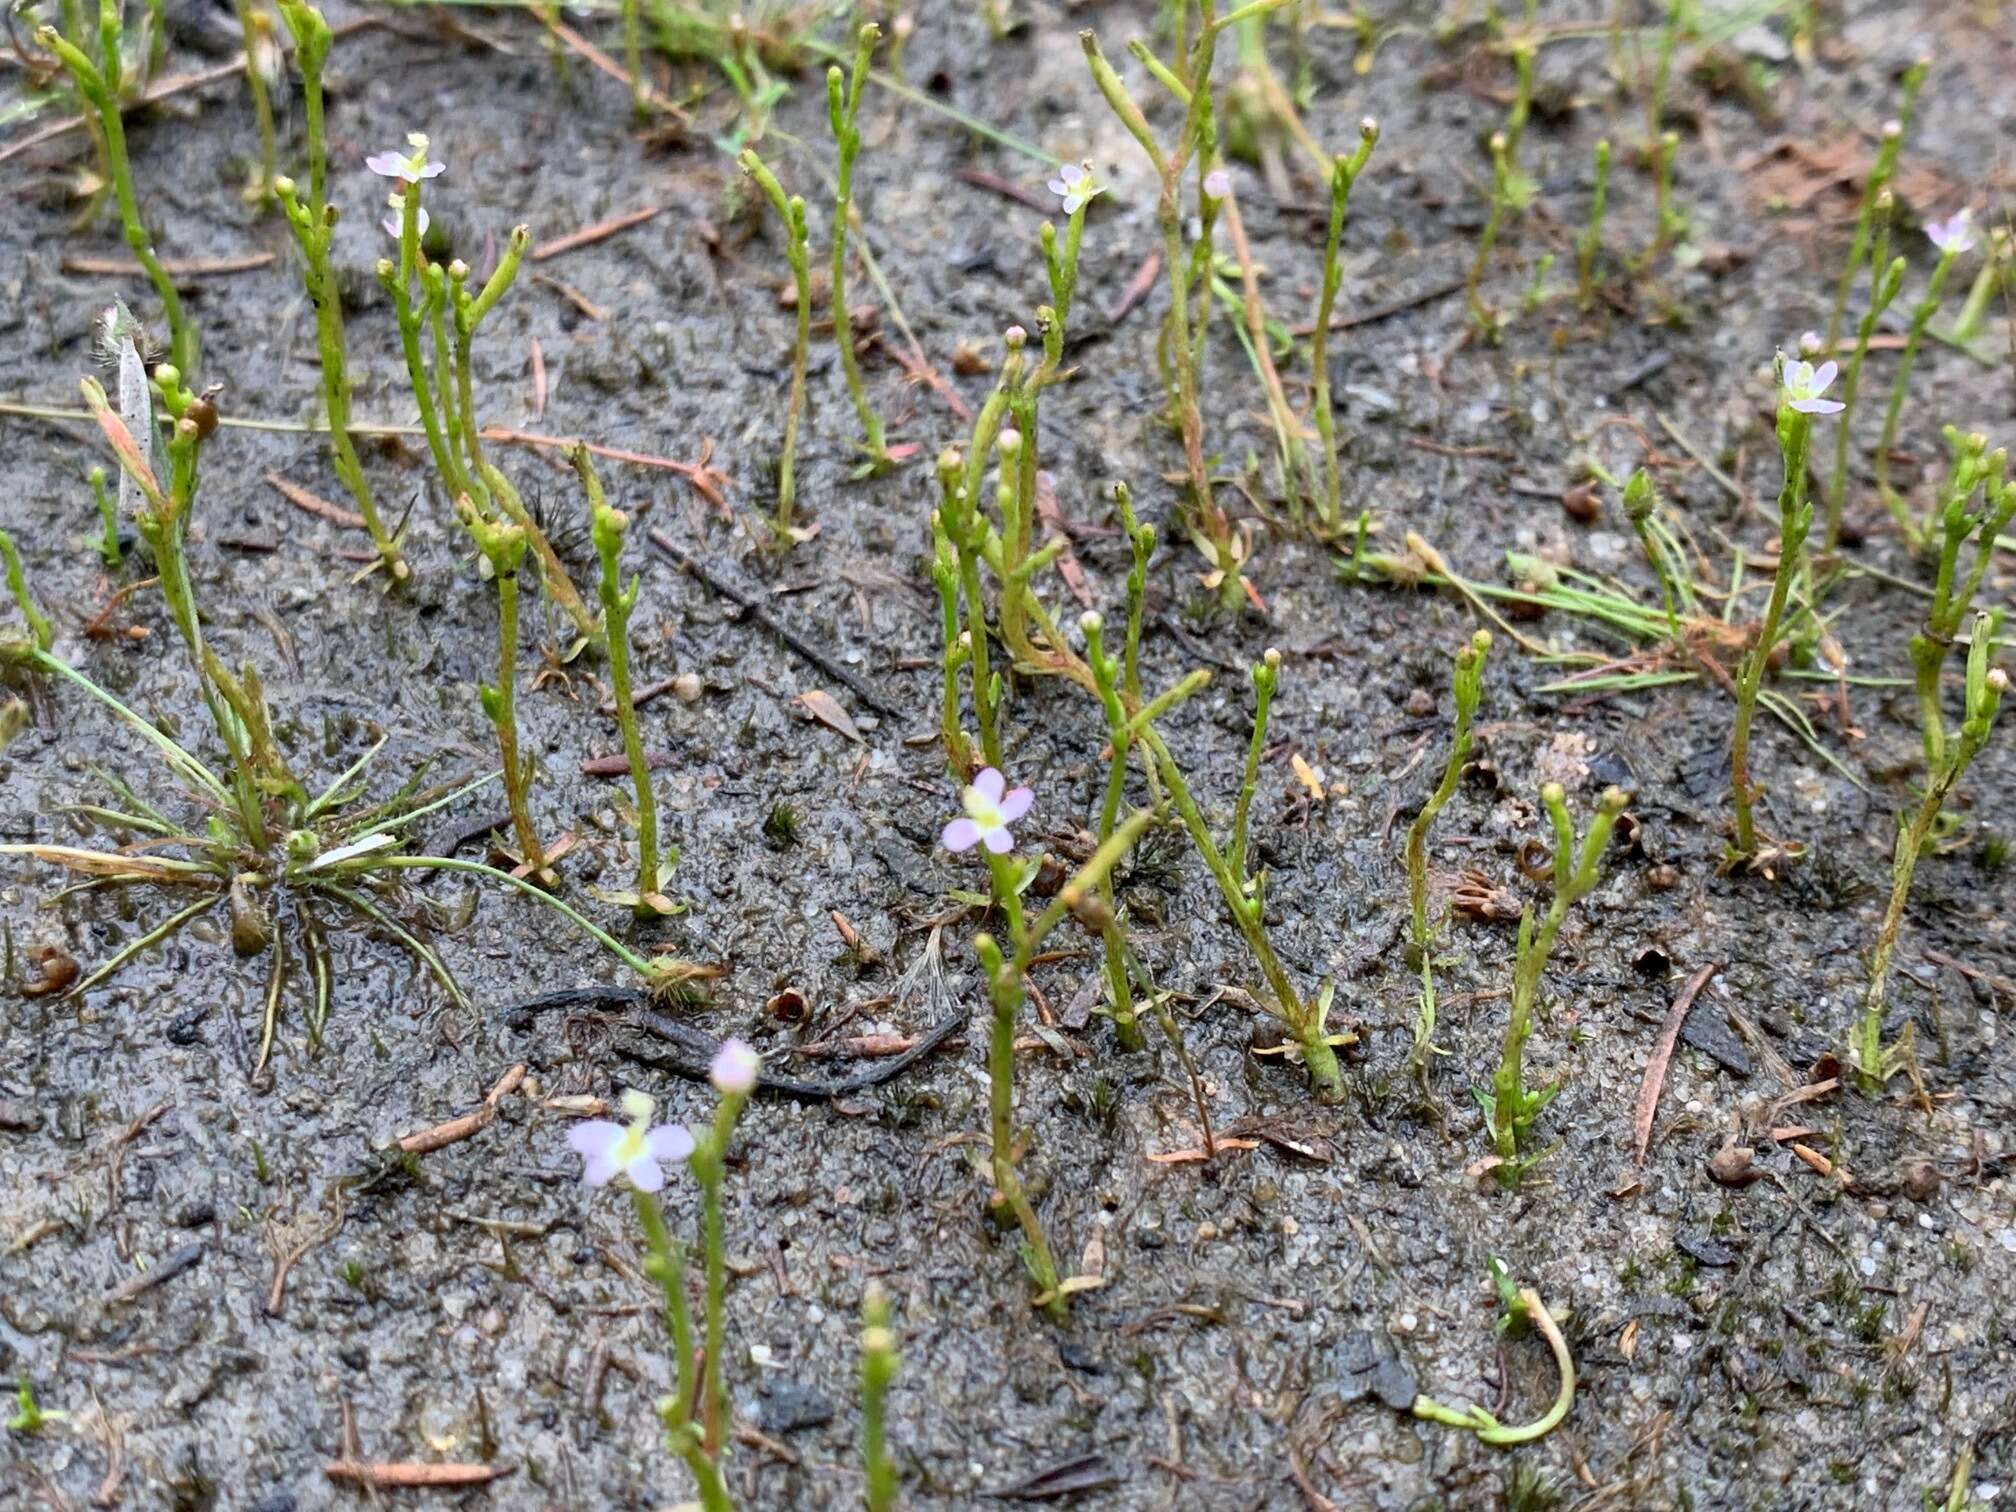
1782, 357, 1844, 416
710, 1038, 761, 1096
365, 132, 445, 185
567, 1090, 694, 1192
1045, 161, 1102, 216
941, 768, 1033, 855
1926, 209, 1977, 256
381, 192, 429, 241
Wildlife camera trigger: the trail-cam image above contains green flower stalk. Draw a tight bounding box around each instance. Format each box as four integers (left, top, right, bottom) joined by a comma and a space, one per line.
234, 0, 279, 204
1466, 132, 1519, 339
1621, 467, 1691, 645
613, 1049, 757, 1511
1910, 439, 2012, 771
1576, 138, 1611, 311
1650, 130, 1685, 259
274, 1, 404, 582
1033, 173, 1093, 390
632, 1195, 724, 1510
860, 1282, 900, 1512
80, 370, 270, 846
38, 5, 196, 379
932, 515, 973, 779
688, 1055, 755, 1466
1310, 117, 1380, 535
738, 150, 811, 535
1876, 212, 1978, 528
974, 808, 1157, 1317
1729, 350, 1830, 864
460, 506, 547, 878
578, 447, 673, 916
1482, 783, 1629, 1186
1405, 631, 1490, 1067
1228, 647, 1280, 893
1082, 609, 1177, 1052
0, 529, 54, 655
827, 23, 891, 475
90, 465, 119, 569
1139, 710, 1349, 1100
1947, 226, 2007, 345
934, 445, 1000, 772
1857, 615, 2006, 1092
1824, 202, 1905, 551
1084, 10, 1258, 608
1824, 57, 1927, 350
378, 167, 597, 645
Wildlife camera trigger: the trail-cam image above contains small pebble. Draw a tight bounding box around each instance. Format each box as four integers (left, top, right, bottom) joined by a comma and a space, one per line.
674, 672, 703, 704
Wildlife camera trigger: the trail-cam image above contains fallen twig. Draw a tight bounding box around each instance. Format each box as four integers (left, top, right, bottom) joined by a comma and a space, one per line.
532, 206, 662, 262
397, 1064, 527, 1155
64, 252, 275, 278
646, 531, 896, 716
1633, 961, 1720, 1165
324, 1461, 514, 1488
266, 472, 367, 530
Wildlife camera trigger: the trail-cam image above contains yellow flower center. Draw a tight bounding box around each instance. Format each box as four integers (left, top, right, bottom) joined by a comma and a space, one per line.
962, 786, 1004, 831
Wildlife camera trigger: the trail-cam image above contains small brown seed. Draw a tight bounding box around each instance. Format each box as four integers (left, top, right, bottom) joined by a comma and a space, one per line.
1707, 1145, 1762, 1187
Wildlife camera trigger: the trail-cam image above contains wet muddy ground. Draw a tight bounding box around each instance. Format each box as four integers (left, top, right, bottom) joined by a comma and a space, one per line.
4, 1, 2016, 1507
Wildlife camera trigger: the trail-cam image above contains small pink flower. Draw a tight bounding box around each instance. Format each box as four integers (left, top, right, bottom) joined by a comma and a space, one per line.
568, 1090, 694, 1192
942, 768, 1033, 855
1045, 161, 1102, 216
366, 132, 445, 184
1926, 209, 1977, 256
1782, 357, 1844, 416
1202, 169, 1231, 200
710, 1038, 761, 1096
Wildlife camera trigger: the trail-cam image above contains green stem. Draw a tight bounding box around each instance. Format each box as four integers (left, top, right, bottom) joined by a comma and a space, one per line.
1142, 725, 1343, 1098
1824, 236, 1903, 551
581, 449, 663, 912
827, 24, 889, 470
39, 11, 195, 377
1730, 400, 1813, 859
1823, 61, 1925, 349
740, 151, 811, 533
1310, 121, 1378, 533
1406, 632, 1490, 1065
1874, 249, 1958, 524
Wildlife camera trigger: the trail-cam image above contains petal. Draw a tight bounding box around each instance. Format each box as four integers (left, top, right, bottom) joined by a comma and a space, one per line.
942, 817, 982, 852
982, 825, 1014, 854
419, 161, 446, 179
1809, 399, 1845, 415
364, 151, 404, 177
1060, 163, 1084, 187
580, 1152, 620, 1186
996, 787, 1033, 822
381, 214, 401, 239
567, 1121, 623, 1158
973, 768, 1005, 803
1046, 178, 1068, 198
646, 1124, 695, 1163
1811, 360, 1838, 391
627, 1157, 665, 1193
1063, 193, 1085, 214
